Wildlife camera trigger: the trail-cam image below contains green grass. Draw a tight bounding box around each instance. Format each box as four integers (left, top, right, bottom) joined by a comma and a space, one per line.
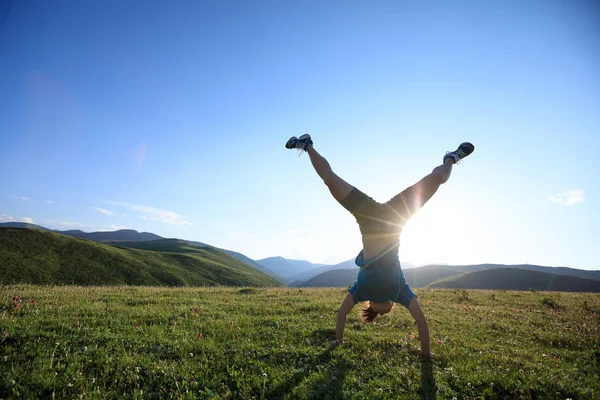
1, 287, 598, 399
0, 228, 281, 287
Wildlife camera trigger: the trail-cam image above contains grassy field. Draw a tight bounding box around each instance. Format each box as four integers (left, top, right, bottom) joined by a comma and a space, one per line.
1, 286, 598, 399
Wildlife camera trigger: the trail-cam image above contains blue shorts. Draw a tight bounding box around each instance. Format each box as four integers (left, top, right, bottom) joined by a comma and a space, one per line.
348, 249, 417, 309
349, 281, 416, 309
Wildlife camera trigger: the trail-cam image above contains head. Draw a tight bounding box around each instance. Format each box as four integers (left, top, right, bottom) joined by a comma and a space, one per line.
360, 300, 393, 323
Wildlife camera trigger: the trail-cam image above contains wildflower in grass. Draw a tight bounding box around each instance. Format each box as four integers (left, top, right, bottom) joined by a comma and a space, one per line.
229, 320, 234, 327
12, 296, 22, 309
197, 332, 203, 339
436, 339, 443, 345
407, 331, 414, 340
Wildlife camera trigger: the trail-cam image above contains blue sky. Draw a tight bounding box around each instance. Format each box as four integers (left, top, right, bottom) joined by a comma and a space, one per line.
1, 0, 598, 270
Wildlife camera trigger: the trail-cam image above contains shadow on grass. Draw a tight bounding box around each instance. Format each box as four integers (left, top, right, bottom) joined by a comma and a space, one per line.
264, 328, 348, 399
420, 357, 436, 400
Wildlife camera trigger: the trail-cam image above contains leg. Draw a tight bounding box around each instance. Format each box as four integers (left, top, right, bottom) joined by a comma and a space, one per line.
306, 144, 354, 204
387, 159, 454, 222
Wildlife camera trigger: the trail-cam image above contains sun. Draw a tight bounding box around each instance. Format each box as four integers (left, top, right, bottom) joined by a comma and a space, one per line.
400, 200, 478, 267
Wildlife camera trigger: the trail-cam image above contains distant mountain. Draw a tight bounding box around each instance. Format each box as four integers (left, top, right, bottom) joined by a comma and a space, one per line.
295, 263, 600, 292
285, 259, 326, 272
220, 249, 277, 276
289, 259, 357, 286
298, 268, 357, 288
403, 265, 468, 288
428, 268, 600, 292
256, 257, 306, 279
0, 223, 162, 242
62, 229, 163, 242
295, 264, 457, 288
0, 228, 282, 287
289, 259, 417, 287
414, 263, 600, 284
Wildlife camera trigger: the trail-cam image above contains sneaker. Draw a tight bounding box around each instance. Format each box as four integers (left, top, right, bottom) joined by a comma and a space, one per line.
443, 142, 474, 164
285, 136, 299, 149
285, 134, 313, 153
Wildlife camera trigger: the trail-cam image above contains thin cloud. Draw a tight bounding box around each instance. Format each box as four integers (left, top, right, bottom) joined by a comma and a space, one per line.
285, 229, 311, 239
0, 214, 15, 222
134, 140, 147, 172
22, 217, 35, 224
549, 189, 585, 205
7, 195, 28, 201
52, 221, 87, 229
45, 200, 55, 204
110, 224, 128, 230
93, 207, 115, 216
108, 201, 192, 226
228, 231, 258, 241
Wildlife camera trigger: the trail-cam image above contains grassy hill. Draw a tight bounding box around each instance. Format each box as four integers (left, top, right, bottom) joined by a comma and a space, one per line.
0, 228, 281, 287
0, 223, 283, 279
428, 267, 600, 292
113, 239, 283, 280
1, 285, 598, 399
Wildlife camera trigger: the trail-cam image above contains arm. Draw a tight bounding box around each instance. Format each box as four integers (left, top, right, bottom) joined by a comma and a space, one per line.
336, 292, 356, 344
407, 298, 431, 358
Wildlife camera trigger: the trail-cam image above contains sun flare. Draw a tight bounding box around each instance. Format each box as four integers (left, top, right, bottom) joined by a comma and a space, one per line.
400, 201, 479, 267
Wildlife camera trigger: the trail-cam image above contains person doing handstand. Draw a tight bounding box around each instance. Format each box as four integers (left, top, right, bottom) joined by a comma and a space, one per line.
285, 134, 474, 358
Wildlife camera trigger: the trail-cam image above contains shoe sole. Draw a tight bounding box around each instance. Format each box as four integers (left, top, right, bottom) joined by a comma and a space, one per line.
285, 137, 298, 149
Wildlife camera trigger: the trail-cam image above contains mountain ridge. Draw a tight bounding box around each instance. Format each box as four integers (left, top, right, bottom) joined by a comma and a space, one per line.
428, 267, 600, 292
3, 223, 597, 291
0, 228, 282, 287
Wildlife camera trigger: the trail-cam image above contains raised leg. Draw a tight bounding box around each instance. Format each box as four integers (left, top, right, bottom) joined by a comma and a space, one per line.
306, 144, 354, 204
387, 159, 454, 222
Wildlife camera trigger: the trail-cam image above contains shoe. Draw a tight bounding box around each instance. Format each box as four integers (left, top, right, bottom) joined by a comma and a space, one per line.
443, 142, 474, 164
285, 134, 313, 152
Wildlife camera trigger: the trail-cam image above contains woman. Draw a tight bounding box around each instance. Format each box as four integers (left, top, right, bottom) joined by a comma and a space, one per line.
285, 134, 474, 358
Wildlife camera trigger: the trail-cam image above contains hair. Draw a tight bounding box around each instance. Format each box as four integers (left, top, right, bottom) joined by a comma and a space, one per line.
360, 302, 379, 323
